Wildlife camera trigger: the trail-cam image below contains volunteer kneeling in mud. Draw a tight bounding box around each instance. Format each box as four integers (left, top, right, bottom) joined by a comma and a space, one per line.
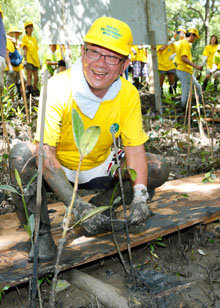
9, 17, 169, 262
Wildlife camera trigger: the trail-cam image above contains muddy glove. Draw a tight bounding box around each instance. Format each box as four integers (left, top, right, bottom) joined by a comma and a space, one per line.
129, 184, 150, 225
72, 195, 124, 235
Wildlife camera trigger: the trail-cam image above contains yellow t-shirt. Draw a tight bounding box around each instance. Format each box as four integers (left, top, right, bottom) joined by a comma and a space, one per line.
35, 69, 148, 171
5, 39, 23, 72
213, 51, 220, 69
55, 45, 65, 61
22, 34, 40, 67
131, 45, 147, 62
157, 44, 176, 71
176, 39, 192, 74
203, 44, 218, 69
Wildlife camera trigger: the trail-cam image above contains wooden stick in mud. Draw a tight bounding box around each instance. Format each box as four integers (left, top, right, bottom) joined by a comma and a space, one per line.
19, 71, 32, 141
194, 85, 205, 139
0, 94, 10, 153
186, 78, 192, 175
66, 269, 129, 308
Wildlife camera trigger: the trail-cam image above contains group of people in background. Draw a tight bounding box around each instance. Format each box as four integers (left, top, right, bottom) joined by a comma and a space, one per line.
0, 6, 67, 99
1, 3, 220, 110
156, 27, 220, 109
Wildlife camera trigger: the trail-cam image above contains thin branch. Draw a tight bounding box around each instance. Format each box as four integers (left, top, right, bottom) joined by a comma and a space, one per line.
188, 6, 205, 23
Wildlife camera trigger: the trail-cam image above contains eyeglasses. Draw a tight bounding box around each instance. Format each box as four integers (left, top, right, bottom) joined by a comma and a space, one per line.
84, 48, 125, 65
192, 33, 197, 37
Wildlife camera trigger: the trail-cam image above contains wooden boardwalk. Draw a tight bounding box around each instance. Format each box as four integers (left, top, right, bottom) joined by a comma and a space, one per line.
0, 173, 220, 288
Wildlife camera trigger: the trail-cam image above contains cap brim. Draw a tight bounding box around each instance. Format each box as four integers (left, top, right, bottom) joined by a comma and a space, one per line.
84, 36, 130, 56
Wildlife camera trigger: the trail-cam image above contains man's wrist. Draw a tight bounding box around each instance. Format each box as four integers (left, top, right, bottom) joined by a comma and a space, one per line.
133, 184, 149, 203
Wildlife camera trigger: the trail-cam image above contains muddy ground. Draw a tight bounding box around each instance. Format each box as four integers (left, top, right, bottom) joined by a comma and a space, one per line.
0, 90, 220, 308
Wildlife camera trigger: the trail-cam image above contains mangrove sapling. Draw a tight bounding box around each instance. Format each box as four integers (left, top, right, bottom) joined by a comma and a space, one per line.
50, 109, 109, 308
110, 123, 135, 281
0, 285, 10, 304
0, 168, 36, 243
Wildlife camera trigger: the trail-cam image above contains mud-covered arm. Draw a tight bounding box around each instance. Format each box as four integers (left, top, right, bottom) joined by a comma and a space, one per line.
124, 144, 148, 186
35, 142, 123, 234
36, 142, 74, 206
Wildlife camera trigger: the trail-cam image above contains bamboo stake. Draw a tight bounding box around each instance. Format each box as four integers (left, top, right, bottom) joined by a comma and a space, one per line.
0, 94, 10, 153
29, 93, 32, 126
30, 69, 49, 308
186, 78, 192, 175
200, 85, 210, 138
194, 85, 205, 139
19, 71, 32, 141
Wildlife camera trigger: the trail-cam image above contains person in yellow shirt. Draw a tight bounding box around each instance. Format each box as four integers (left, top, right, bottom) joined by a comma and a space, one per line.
202, 35, 218, 91
42, 44, 58, 77
157, 38, 176, 96
0, 6, 6, 92
210, 44, 220, 90
176, 28, 203, 108
9, 17, 169, 262
131, 44, 148, 89
56, 44, 66, 72
22, 21, 40, 96
5, 27, 24, 98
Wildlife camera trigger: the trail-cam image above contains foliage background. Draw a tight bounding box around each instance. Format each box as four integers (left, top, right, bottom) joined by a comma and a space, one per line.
1, 0, 220, 71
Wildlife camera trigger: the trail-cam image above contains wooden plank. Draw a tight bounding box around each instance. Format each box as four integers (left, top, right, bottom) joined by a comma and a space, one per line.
0, 173, 220, 288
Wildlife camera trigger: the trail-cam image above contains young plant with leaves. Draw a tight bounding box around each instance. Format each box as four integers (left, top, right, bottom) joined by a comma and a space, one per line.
50, 109, 109, 307
0, 169, 36, 244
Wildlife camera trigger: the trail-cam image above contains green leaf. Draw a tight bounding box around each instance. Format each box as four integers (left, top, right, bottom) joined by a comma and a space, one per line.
202, 178, 208, 184
79, 126, 101, 157
72, 109, 84, 149
55, 280, 71, 293
205, 172, 211, 179
0, 185, 18, 194
29, 214, 35, 236
24, 224, 32, 239
181, 194, 189, 198
112, 196, 121, 206
128, 168, 137, 181
149, 243, 155, 252
155, 241, 166, 247
3, 153, 9, 160
111, 164, 120, 177
26, 172, 39, 190
38, 277, 45, 286
15, 168, 22, 189
73, 205, 110, 227
1, 286, 10, 291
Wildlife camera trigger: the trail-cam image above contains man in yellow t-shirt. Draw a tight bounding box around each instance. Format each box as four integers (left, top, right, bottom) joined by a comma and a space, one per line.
130, 44, 148, 89
176, 28, 203, 108
22, 21, 40, 96
157, 38, 176, 95
5, 27, 24, 98
202, 35, 218, 91
9, 17, 169, 262
0, 6, 6, 92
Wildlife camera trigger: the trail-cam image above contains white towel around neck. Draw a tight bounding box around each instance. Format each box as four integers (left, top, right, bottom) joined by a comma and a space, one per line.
71, 58, 122, 119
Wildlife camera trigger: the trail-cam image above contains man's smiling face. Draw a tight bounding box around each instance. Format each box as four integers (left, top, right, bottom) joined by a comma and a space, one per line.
81, 43, 129, 98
